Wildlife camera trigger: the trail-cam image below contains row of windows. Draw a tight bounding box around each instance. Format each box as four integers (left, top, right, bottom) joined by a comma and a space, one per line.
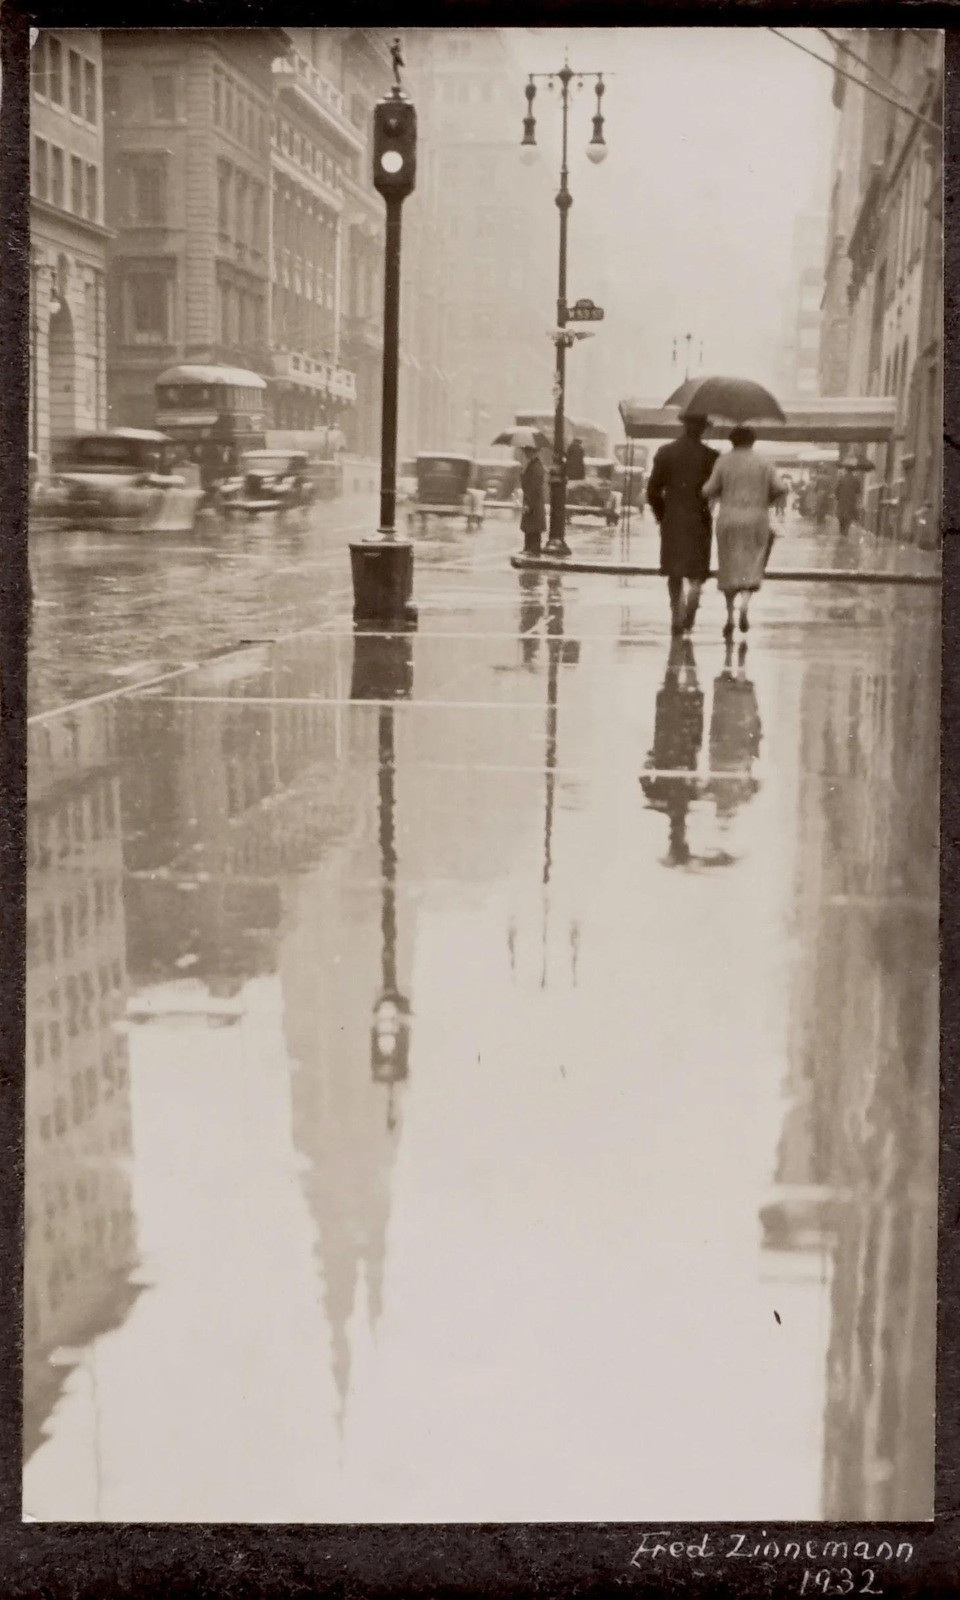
273, 285, 336, 349
36, 1063, 128, 1144
32, 137, 99, 222
27, 887, 122, 970
29, 785, 118, 867
890, 148, 929, 284
218, 282, 266, 351
217, 161, 267, 253
436, 74, 497, 106
271, 115, 344, 192
32, 34, 99, 125
213, 68, 269, 155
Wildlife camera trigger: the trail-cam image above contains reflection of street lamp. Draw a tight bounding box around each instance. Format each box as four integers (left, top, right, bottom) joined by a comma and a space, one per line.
520, 63, 608, 557
351, 629, 414, 1127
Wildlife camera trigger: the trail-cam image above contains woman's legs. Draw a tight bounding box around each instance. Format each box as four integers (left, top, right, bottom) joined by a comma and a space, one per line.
739, 590, 751, 632
668, 575, 684, 633
722, 590, 736, 638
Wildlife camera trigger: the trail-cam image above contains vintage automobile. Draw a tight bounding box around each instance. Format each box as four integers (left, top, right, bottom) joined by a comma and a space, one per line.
398, 459, 418, 503
30, 430, 203, 533
565, 457, 622, 526
612, 441, 649, 510
473, 459, 521, 510
407, 454, 484, 533
217, 450, 318, 514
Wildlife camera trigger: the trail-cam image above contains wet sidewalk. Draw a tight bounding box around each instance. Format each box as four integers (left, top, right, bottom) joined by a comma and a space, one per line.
24, 525, 939, 1522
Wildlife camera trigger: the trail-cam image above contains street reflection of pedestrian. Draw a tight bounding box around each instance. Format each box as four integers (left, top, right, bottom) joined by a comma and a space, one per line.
640, 638, 704, 866
518, 569, 544, 667
705, 641, 762, 821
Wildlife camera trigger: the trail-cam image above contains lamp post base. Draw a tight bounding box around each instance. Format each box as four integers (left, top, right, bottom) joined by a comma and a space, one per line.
350, 534, 417, 624
543, 535, 572, 558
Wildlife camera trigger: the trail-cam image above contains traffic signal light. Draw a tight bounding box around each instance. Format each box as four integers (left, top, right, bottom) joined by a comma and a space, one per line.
373, 95, 417, 200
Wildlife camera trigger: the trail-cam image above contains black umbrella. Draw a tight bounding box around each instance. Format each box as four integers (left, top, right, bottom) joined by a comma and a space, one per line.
664, 376, 786, 425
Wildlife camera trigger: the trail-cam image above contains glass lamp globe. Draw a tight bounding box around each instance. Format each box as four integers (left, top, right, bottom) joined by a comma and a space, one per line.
586, 141, 607, 165
519, 143, 539, 166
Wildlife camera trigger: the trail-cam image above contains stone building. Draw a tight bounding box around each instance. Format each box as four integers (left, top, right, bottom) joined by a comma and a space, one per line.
101, 28, 285, 428
29, 30, 110, 470
818, 31, 943, 541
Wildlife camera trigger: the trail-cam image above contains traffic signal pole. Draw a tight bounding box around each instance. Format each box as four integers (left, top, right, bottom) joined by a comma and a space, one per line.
379, 197, 403, 536
349, 42, 418, 625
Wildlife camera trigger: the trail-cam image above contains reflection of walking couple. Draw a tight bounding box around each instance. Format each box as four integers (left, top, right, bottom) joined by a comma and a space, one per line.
640, 638, 761, 867
646, 414, 787, 639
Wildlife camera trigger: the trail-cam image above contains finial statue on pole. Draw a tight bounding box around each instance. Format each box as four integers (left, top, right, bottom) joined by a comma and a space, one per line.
391, 37, 405, 92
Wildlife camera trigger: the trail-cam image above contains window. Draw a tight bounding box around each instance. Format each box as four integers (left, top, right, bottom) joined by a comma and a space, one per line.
31, 34, 47, 98
126, 274, 169, 344
128, 156, 166, 225
33, 137, 48, 201
84, 58, 97, 122
69, 50, 83, 116
153, 74, 176, 121
226, 83, 234, 133
50, 145, 64, 208
213, 74, 222, 125
48, 37, 63, 104
85, 164, 98, 222
103, 73, 119, 118
218, 160, 231, 236
71, 154, 83, 214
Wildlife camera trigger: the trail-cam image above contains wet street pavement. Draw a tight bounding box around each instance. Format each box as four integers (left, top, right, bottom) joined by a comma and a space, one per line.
24, 503, 939, 1522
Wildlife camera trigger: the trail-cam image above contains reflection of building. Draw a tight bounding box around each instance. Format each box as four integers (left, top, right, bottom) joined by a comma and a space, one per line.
819, 31, 943, 541
101, 28, 287, 427
30, 30, 110, 470
24, 706, 139, 1461
769, 598, 939, 1519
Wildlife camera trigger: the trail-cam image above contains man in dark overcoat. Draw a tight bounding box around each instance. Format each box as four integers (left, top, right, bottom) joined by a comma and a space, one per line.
520, 444, 547, 555
646, 413, 718, 635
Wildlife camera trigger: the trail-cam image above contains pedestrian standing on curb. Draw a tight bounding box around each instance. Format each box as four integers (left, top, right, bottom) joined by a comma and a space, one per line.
646, 412, 718, 635
702, 425, 787, 638
835, 463, 861, 537
520, 443, 547, 556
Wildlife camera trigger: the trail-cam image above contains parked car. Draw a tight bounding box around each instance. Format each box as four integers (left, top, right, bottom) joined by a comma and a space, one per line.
566, 458, 621, 526
30, 430, 203, 533
218, 450, 317, 514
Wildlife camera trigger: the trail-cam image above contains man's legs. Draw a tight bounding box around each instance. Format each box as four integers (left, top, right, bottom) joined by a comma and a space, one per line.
667, 575, 684, 634
682, 579, 702, 632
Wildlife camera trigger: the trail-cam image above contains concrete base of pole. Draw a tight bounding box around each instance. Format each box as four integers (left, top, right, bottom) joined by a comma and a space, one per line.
350, 536, 417, 623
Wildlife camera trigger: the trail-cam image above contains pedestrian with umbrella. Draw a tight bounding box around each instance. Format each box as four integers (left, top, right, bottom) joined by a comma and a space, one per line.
494, 426, 550, 556
835, 462, 863, 537
702, 426, 788, 638
645, 412, 719, 635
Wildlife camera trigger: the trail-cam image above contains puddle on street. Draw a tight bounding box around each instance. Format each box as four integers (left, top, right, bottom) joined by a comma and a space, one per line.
23, 569, 938, 1521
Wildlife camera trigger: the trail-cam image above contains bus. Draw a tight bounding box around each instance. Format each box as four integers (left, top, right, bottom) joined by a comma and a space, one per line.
154, 364, 268, 490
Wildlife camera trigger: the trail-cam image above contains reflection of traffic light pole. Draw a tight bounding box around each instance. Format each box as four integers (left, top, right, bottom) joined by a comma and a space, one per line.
349, 39, 418, 626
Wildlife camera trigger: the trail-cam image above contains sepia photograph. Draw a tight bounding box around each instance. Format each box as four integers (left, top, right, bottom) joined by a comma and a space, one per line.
20, 21, 941, 1530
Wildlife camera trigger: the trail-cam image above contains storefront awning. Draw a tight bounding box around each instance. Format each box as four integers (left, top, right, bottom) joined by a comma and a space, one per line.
619, 396, 897, 445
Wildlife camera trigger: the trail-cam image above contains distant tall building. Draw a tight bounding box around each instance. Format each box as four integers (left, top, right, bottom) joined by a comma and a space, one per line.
777, 212, 827, 402
29, 30, 109, 469
401, 29, 555, 456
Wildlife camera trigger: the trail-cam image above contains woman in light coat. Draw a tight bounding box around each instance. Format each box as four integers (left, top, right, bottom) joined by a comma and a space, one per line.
702, 426, 787, 637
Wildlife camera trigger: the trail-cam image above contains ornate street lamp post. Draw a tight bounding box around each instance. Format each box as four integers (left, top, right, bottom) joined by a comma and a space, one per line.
521, 62, 608, 558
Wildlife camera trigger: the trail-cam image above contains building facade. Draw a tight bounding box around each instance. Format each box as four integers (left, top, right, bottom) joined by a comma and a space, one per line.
776, 213, 827, 403
267, 30, 358, 431
101, 29, 285, 428
29, 30, 110, 470
819, 31, 943, 542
